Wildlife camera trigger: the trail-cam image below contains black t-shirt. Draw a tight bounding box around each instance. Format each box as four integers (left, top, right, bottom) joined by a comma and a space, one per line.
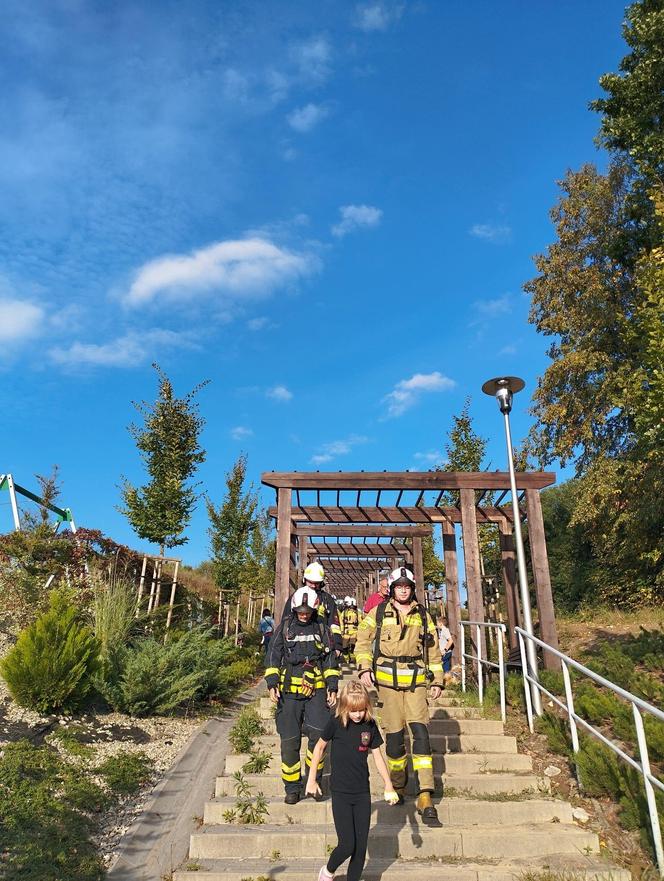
321, 715, 383, 794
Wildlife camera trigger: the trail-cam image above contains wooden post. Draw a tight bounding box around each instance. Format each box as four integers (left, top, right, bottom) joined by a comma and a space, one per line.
441, 521, 462, 667
165, 560, 180, 632
147, 560, 158, 616
275, 488, 292, 625
298, 535, 309, 583
460, 488, 487, 665
499, 518, 520, 651
136, 555, 148, 616
525, 489, 560, 669
234, 600, 241, 645
412, 536, 425, 605
217, 589, 223, 632
153, 559, 164, 611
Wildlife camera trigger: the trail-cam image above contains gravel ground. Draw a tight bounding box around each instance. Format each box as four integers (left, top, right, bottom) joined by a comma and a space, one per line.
0, 631, 204, 868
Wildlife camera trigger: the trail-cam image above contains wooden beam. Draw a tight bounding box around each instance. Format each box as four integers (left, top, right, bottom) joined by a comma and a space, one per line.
460, 488, 487, 664
274, 487, 292, 625
292, 524, 433, 538
525, 489, 560, 670
270, 506, 518, 524
309, 542, 410, 557
499, 518, 520, 651
412, 536, 424, 605
262, 471, 556, 490
441, 521, 461, 668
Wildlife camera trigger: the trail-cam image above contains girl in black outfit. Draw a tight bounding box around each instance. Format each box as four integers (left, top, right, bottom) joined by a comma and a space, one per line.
305, 681, 398, 881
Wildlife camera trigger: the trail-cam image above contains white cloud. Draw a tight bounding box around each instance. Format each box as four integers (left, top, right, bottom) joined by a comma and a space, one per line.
469, 223, 512, 244
49, 329, 189, 368
414, 450, 444, 466
222, 68, 251, 103
289, 36, 332, 83
267, 384, 293, 402
331, 204, 383, 238
231, 426, 253, 440
0, 297, 45, 342
472, 295, 513, 319
311, 434, 368, 464
287, 103, 329, 133
383, 371, 456, 418
247, 316, 270, 331
123, 237, 317, 308
354, 2, 404, 31
499, 344, 517, 356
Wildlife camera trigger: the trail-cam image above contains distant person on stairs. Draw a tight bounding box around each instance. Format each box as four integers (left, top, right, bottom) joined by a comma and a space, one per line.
437, 614, 454, 675
265, 586, 339, 805
259, 608, 275, 654
305, 680, 399, 881
355, 566, 444, 824
341, 596, 359, 660
363, 571, 390, 614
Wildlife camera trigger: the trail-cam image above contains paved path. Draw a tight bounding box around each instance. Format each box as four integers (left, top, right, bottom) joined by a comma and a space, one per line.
108, 681, 265, 881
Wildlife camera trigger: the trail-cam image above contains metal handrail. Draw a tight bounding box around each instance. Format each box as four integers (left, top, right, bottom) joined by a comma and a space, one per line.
515, 626, 664, 876
460, 620, 507, 723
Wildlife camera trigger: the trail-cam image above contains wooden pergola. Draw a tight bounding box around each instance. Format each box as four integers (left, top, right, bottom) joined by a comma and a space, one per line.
262, 471, 560, 669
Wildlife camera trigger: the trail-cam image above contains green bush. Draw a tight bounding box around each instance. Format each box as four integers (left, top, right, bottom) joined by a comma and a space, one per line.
535, 711, 573, 757
215, 658, 260, 701
89, 568, 141, 680
0, 590, 99, 714
229, 706, 266, 754
538, 669, 565, 696
96, 750, 155, 796
0, 739, 105, 880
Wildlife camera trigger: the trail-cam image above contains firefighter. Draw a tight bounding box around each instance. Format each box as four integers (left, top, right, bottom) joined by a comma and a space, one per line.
282, 562, 343, 653
341, 596, 359, 661
265, 585, 339, 804
355, 566, 444, 823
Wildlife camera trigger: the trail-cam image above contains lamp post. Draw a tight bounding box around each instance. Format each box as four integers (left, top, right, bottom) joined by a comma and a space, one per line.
482, 376, 542, 715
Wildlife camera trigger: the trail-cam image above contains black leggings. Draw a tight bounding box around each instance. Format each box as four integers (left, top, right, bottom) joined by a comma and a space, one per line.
326, 791, 371, 881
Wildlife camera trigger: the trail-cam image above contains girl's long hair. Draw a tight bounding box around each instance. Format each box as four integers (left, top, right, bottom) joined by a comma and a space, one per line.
336, 680, 374, 727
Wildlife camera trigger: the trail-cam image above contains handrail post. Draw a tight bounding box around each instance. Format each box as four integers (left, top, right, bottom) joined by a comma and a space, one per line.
561, 660, 579, 754
633, 704, 664, 876
460, 623, 466, 694
498, 625, 506, 724
477, 623, 483, 706
517, 630, 534, 733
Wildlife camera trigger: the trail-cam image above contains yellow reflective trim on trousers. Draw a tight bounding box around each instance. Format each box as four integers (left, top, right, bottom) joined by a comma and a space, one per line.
323, 668, 338, 679
429, 664, 443, 672
355, 652, 372, 662
265, 667, 279, 676
331, 624, 342, 634
412, 754, 433, 770
387, 755, 408, 771
282, 770, 301, 781
375, 669, 426, 687
305, 750, 325, 770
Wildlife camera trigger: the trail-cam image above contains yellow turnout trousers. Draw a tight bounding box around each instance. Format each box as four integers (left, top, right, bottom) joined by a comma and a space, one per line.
379, 685, 434, 794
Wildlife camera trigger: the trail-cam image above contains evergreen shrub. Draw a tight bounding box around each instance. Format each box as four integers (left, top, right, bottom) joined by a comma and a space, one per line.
0, 590, 99, 714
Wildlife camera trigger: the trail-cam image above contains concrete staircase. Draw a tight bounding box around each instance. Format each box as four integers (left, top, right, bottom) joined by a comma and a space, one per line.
175, 666, 627, 881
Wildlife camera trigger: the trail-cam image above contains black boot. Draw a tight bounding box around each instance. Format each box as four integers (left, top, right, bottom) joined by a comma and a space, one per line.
284, 790, 301, 805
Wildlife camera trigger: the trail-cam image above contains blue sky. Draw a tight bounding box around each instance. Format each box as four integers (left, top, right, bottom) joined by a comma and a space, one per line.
0, 0, 628, 565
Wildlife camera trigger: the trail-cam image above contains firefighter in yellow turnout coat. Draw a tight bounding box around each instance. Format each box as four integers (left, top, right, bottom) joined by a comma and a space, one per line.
356, 566, 444, 823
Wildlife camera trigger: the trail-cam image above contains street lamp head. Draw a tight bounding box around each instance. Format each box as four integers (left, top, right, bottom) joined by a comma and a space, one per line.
481, 376, 525, 414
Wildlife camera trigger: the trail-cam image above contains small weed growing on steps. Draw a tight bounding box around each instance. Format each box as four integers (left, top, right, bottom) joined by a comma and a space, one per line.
184, 862, 202, 871
269, 850, 281, 862
242, 747, 271, 774
444, 786, 539, 801
96, 750, 155, 796
225, 771, 269, 824
229, 705, 266, 754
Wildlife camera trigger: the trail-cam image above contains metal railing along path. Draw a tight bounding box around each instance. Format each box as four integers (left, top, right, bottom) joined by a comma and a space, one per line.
516, 626, 664, 876
460, 620, 507, 723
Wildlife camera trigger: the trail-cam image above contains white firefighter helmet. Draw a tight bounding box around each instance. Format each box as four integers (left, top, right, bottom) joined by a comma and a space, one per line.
303, 561, 325, 584
388, 566, 416, 596
344, 596, 352, 606
291, 585, 320, 614
350, 597, 357, 607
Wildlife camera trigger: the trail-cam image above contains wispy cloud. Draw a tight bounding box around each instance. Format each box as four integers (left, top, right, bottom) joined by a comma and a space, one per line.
289, 36, 332, 84
267, 384, 293, 402
287, 103, 329, 133
471, 294, 513, 321
311, 434, 369, 465
469, 223, 512, 244
231, 425, 253, 440
122, 237, 318, 309
383, 371, 455, 418
247, 316, 271, 331
331, 204, 383, 238
354, 2, 404, 32
414, 450, 444, 466
498, 343, 517, 356
49, 329, 189, 368
0, 297, 45, 343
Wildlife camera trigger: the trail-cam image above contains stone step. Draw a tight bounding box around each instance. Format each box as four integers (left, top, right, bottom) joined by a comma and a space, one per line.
255, 732, 517, 754
257, 700, 485, 720
175, 857, 629, 881
224, 751, 532, 776
216, 772, 545, 798
188, 823, 599, 861
204, 796, 572, 826
256, 713, 502, 735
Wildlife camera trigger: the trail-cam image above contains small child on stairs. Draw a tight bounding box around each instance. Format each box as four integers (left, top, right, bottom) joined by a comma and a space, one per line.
305, 680, 399, 881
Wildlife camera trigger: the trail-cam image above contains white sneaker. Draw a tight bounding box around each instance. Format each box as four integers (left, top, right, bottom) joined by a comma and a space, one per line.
317, 867, 334, 881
